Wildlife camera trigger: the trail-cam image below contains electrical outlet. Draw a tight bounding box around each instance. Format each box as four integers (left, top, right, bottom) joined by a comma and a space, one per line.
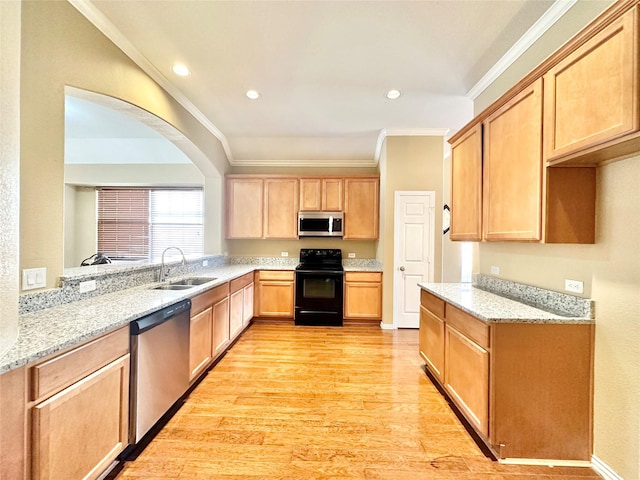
202, 259, 209, 267
348, 253, 356, 258
79, 280, 97, 293
490, 265, 500, 275
281, 251, 289, 257
22, 267, 46, 291
565, 279, 584, 294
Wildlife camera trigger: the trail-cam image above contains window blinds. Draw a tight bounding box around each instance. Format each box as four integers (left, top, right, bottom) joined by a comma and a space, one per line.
97, 188, 203, 261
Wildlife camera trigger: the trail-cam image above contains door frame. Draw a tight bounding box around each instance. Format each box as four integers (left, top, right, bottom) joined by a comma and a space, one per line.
393, 190, 436, 328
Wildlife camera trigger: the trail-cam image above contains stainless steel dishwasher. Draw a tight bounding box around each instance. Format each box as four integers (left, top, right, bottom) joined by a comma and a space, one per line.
129, 298, 191, 444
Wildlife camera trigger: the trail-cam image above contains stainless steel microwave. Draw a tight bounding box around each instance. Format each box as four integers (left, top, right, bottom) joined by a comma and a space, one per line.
298, 211, 343, 237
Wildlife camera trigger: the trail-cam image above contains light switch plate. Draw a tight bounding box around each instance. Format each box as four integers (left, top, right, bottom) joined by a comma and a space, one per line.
22, 267, 46, 291
490, 265, 500, 275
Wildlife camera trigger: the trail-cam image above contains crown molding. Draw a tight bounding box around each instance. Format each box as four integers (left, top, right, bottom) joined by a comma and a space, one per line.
230, 158, 378, 168
68, 0, 234, 163
374, 128, 451, 164
466, 0, 578, 100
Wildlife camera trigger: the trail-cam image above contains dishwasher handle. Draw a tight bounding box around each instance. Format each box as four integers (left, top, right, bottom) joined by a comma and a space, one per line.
131, 299, 191, 335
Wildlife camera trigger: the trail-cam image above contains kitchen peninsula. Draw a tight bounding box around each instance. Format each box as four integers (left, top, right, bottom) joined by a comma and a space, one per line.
418, 277, 594, 464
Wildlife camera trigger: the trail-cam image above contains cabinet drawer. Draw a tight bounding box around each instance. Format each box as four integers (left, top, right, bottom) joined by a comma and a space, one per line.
31, 327, 129, 402
229, 272, 254, 293
257, 270, 294, 281
344, 271, 382, 283
420, 290, 445, 319
191, 283, 230, 315
446, 305, 490, 349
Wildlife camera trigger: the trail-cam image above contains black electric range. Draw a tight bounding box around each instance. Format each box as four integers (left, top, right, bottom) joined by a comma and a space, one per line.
294, 249, 344, 326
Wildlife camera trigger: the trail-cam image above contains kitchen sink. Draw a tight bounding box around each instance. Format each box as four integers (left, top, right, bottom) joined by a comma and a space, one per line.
170, 277, 216, 286
152, 277, 217, 290
153, 284, 195, 290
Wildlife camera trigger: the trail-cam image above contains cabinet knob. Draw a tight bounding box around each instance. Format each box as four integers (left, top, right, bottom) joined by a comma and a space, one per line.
399, 266, 405, 271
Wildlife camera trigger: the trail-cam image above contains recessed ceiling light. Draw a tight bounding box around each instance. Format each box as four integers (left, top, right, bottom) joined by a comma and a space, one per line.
386, 89, 402, 100
246, 90, 261, 100
172, 64, 190, 77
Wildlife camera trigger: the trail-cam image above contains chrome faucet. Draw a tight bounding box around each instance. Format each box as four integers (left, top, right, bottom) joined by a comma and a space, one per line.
159, 247, 186, 282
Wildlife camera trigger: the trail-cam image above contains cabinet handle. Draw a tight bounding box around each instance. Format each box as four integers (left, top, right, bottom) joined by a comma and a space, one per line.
399, 266, 405, 271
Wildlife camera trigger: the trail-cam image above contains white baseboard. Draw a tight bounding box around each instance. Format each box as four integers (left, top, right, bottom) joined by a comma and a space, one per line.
379, 321, 395, 330
592, 455, 623, 480
498, 458, 591, 468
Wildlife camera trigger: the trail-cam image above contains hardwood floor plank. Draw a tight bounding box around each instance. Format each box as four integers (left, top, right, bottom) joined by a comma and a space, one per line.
116, 323, 599, 480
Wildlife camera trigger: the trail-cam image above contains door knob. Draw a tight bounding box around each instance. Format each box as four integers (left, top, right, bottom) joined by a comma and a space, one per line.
399, 266, 405, 271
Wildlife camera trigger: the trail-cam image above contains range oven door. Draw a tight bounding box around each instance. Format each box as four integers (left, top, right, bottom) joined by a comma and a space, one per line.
294, 270, 344, 326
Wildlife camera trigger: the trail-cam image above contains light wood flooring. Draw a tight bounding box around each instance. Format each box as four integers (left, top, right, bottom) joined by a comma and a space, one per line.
117, 323, 601, 480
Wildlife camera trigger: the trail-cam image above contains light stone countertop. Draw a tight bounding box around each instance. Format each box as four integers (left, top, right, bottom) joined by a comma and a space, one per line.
2, 259, 388, 374
418, 283, 594, 324
0, 265, 258, 374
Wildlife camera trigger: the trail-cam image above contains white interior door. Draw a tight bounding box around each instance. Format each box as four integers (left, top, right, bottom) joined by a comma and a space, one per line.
394, 191, 435, 328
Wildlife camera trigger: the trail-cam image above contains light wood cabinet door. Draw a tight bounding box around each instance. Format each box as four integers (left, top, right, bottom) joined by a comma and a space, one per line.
344, 177, 379, 239
229, 289, 244, 340
256, 271, 294, 318
212, 297, 230, 358
226, 177, 263, 239
419, 306, 445, 383
344, 272, 382, 320
445, 325, 489, 437
544, 7, 639, 163
450, 124, 482, 241
322, 178, 343, 211
299, 178, 322, 211
32, 355, 129, 480
264, 178, 299, 238
243, 283, 254, 327
483, 78, 543, 241
189, 307, 213, 381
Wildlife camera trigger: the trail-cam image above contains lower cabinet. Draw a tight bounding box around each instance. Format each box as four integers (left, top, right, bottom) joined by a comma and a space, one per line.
444, 325, 489, 436
419, 289, 593, 461
343, 272, 382, 321
229, 272, 255, 337
189, 307, 213, 381
189, 282, 229, 383
419, 306, 445, 383
212, 296, 230, 357
255, 270, 295, 318
242, 282, 254, 327
30, 327, 130, 480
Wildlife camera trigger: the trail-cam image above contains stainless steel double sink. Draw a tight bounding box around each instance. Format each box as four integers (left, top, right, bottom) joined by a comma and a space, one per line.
153, 277, 217, 290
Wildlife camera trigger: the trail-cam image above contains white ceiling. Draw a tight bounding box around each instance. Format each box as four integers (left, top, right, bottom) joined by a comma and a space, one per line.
69, 0, 570, 167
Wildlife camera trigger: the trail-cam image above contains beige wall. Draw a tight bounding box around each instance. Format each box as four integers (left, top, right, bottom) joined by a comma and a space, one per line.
380, 136, 444, 325
20, 1, 229, 288
0, 0, 21, 356
473, 1, 638, 477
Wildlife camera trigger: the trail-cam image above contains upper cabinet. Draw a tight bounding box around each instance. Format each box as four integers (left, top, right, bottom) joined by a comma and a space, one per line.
226, 176, 298, 240
299, 178, 343, 211
226, 175, 378, 240
544, 6, 639, 165
483, 79, 543, 241
226, 177, 263, 239
447, 1, 637, 244
344, 177, 380, 240
450, 124, 483, 241
263, 178, 299, 238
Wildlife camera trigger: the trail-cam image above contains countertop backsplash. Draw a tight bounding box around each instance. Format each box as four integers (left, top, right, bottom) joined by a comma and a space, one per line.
473, 274, 594, 319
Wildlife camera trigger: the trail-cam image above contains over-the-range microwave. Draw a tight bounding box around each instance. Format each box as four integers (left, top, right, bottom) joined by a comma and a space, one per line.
298, 211, 343, 237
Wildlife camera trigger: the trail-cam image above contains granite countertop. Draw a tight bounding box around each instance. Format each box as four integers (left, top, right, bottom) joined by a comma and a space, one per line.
0, 264, 257, 374
418, 282, 594, 325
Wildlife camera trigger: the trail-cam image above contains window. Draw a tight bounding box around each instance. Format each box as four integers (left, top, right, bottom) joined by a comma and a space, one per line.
97, 188, 204, 261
